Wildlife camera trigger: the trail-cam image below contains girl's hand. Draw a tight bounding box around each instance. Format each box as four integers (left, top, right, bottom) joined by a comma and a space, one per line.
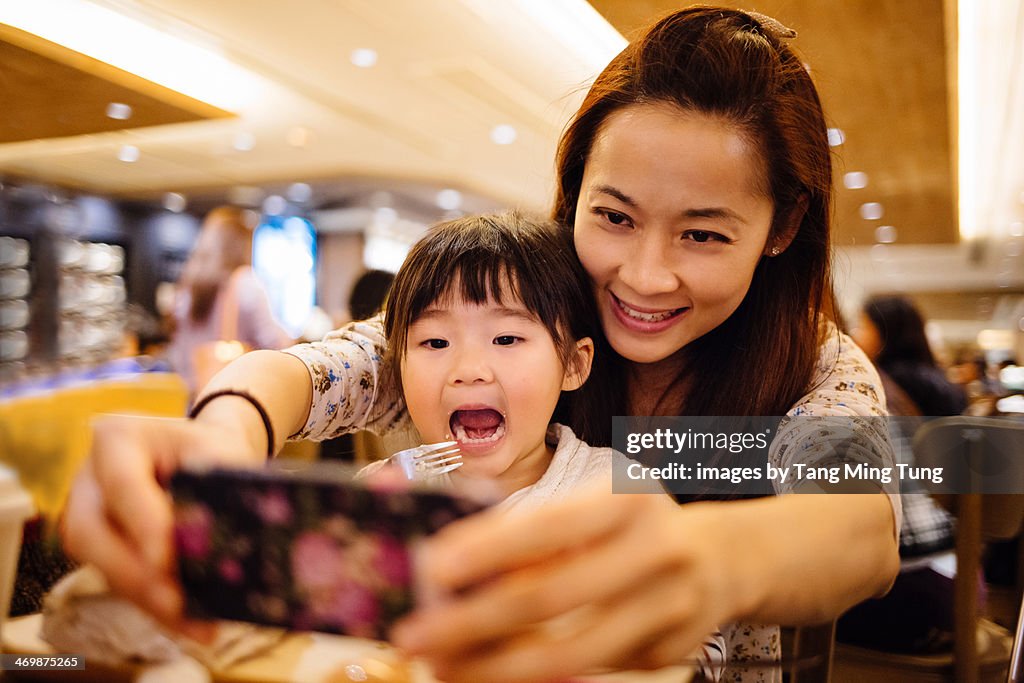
392, 488, 752, 683
61, 413, 264, 628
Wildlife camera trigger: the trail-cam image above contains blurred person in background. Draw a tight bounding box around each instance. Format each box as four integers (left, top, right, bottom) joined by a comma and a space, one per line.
347, 269, 395, 321
853, 294, 967, 416
166, 206, 292, 395
841, 293, 966, 653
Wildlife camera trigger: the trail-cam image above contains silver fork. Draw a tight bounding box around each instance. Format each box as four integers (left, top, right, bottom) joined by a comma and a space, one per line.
393, 440, 463, 480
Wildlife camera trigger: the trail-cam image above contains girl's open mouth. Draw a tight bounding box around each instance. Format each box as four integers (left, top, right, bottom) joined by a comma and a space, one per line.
449, 408, 506, 446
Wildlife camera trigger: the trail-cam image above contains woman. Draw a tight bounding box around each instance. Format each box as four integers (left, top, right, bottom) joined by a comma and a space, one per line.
853, 294, 968, 417
166, 205, 292, 394
62, 8, 899, 682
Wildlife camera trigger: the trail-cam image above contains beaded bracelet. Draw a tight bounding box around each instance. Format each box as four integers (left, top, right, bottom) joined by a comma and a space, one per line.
188, 389, 275, 459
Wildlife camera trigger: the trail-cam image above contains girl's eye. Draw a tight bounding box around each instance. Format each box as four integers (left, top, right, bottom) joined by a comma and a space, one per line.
494, 335, 521, 346
683, 230, 729, 244
422, 338, 448, 349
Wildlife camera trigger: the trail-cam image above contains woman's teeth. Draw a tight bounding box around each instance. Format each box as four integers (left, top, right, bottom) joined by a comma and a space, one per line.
616, 298, 683, 322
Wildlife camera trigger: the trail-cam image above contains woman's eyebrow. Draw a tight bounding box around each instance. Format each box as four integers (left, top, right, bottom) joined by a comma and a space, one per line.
593, 184, 746, 224
592, 184, 637, 207
684, 206, 747, 224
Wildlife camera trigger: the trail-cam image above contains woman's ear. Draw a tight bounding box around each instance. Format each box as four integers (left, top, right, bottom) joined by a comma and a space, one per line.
765, 192, 808, 257
562, 337, 595, 391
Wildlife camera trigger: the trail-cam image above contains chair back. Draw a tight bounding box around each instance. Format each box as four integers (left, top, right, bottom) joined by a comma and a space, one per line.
913, 416, 1024, 683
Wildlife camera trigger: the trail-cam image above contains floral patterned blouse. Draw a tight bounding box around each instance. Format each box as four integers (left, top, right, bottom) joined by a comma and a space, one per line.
284, 316, 900, 683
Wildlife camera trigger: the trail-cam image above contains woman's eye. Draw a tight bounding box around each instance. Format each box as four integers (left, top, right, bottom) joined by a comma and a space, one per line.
595, 208, 632, 228
684, 230, 728, 244
494, 335, 520, 346
422, 338, 448, 349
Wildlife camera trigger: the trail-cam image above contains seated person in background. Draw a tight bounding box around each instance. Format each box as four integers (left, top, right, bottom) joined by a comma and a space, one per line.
842, 294, 965, 653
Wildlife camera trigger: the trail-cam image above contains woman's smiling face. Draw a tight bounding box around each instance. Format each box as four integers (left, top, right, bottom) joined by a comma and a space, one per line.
574, 103, 776, 366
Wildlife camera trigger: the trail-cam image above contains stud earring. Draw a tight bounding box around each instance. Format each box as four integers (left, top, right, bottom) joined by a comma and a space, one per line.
769, 246, 781, 256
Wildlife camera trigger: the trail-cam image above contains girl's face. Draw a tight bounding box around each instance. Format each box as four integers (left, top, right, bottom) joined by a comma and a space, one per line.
574, 103, 776, 366
400, 287, 592, 497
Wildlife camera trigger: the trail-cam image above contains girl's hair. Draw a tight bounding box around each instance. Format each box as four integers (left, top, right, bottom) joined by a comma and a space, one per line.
383, 211, 614, 445
863, 295, 937, 368
180, 206, 255, 323
554, 7, 834, 418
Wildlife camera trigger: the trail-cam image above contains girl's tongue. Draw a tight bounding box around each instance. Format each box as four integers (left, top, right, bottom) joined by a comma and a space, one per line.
450, 409, 505, 443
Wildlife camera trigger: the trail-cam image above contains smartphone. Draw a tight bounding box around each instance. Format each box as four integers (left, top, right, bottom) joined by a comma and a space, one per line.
169, 461, 487, 640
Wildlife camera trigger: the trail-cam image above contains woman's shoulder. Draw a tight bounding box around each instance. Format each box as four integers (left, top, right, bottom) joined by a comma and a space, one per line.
788, 322, 886, 417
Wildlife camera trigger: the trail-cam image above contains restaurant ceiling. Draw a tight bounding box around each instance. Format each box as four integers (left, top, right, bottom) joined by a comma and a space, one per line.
0, 0, 983, 250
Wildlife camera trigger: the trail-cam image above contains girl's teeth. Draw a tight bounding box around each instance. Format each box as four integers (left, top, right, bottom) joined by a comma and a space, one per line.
453, 421, 506, 444
617, 299, 681, 322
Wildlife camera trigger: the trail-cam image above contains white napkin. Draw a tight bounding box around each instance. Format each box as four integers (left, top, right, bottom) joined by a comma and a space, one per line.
40, 566, 285, 679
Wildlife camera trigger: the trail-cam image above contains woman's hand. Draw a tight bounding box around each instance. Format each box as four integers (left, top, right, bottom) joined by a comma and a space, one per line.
392, 490, 898, 683
61, 412, 264, 628
392, 489, 747, 683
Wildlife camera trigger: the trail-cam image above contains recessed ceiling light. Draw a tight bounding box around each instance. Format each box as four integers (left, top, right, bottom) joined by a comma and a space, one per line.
859, 202, 884, 220
105, 102, 132, 120
874, 225, 897, 243
436, 189, 462, 211
491, 124, 517, 145
233, 131, 255, 152
827, 128, 845, 147
117, 145, 139, 162
843, 171, 868, 190
163, 192, 186, 213
286, 126, 311, 148
287, 182, 313, 203
350, 48, 378, 68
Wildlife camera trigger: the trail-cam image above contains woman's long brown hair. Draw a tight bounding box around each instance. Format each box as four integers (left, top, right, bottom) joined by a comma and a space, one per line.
179, 206, 255, 323
554, 7, 835, 427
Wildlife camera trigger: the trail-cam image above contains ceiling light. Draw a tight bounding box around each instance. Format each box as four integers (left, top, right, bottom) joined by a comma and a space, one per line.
162, 192, 186, 213
843, 171, 868, 190
859, 202, 884, 220
232, 131, 255, 152
436, 189, 462, 211
105, 102, 132, 120
874, 225, 897, 243
0, 0, 264, 111
286, 126, 311, 148
503, 0, 626, 73
1011, 221, 1024, 237
117, 145, 139, 163
350, 48, 378, 68
827, 128, 845, 147
490, 124, 517, 145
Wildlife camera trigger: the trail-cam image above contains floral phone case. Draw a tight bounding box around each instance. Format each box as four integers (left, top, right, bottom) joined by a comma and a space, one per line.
170, 461, 486, 640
